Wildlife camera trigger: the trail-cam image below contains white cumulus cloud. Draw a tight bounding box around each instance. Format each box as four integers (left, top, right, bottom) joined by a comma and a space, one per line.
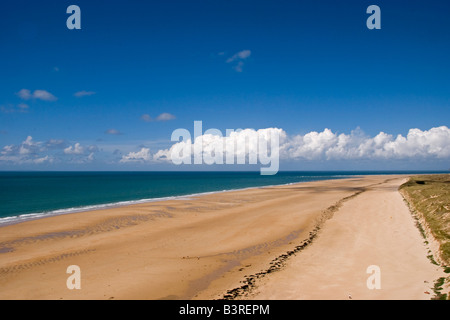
153, 125, 450, 164
0, 136, 51, 165
157, 127, 285, 165
156, 113, 176, 121
64, 143, 84, 155
281, 126, 450, 160
17, 89, 57, 101
120, 148, 152, 163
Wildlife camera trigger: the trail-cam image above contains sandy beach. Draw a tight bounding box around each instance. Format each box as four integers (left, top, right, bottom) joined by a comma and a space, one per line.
0, 175, 443, 300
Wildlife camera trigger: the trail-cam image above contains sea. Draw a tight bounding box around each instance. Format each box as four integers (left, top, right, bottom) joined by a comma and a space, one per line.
0, 171, 445, 226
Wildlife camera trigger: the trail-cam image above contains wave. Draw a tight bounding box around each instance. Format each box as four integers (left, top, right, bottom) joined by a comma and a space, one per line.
0, 194, 196, 227
0, 185, 276, 227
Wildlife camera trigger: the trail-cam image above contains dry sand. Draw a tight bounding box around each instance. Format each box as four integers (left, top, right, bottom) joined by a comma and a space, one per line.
0, 175, 443, 300
247, 176, 444, 300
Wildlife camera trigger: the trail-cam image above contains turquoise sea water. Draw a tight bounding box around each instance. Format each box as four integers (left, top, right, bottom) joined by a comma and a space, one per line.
0, 171, 445, 225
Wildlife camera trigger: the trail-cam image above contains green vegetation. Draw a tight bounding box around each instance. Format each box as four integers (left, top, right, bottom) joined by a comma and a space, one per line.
400, 174, 450, 264
432, 277, 448, 300
400, 174, 450, 300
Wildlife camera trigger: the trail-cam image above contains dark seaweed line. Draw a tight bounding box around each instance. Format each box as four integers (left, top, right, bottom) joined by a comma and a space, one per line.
219, 186, 368, 300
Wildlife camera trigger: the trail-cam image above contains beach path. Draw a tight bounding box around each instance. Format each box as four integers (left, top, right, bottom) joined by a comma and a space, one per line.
247, 177, 443, 300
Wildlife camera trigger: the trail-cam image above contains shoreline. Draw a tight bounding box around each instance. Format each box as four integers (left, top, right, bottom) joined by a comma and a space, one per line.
0, 174, 443, 300
0, 175, 356, 227
1, 171, 443, 227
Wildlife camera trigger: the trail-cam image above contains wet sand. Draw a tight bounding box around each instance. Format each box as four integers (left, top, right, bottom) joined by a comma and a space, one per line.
0, 175, 442, 300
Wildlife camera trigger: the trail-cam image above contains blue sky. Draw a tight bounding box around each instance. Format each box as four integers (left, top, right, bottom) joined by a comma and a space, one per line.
0, 0, 449, 170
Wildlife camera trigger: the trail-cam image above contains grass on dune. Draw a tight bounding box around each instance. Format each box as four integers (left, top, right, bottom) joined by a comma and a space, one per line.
399, 174, 450, 300
400, 174, 450, 264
